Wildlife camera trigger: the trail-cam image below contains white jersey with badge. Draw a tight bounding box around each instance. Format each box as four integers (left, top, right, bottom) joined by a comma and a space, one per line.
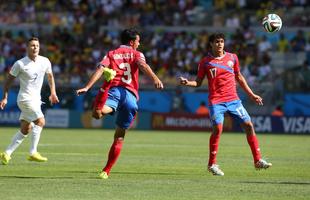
10, 55, 52, 102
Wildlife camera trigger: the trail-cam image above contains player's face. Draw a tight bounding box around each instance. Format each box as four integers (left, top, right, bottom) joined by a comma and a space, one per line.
211, 38, 224, 54
130, 35, 140, 50
27, 40, 40, 59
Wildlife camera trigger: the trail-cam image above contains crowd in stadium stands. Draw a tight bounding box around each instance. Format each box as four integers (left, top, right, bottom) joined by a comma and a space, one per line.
0, 0, 309, 26
1, 0, 309, 26
0, 0, 309, 90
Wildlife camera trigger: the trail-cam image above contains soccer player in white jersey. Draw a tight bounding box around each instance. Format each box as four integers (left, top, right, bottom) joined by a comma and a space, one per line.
0, 37, 59, 165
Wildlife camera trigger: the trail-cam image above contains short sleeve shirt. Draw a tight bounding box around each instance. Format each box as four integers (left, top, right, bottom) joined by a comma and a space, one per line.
197, 52, 240, 105
10, 55, 52, 102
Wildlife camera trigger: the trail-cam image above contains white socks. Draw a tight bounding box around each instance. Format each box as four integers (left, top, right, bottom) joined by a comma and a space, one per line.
5, 131, 27, 156
4, 125, 44, 156
30, 125, 43, 155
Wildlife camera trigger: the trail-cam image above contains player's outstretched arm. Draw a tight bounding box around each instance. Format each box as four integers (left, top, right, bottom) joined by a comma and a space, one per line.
76, 66, 105, 96
235, 71, 263, 106
47, 73, 59, 105
179, 76, 203, 87
136, 60, 163, 89
0, 74, 15, 110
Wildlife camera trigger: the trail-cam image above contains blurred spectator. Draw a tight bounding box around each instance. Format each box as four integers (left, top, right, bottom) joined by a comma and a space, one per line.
225, 13, 240, 28
297, 60, 310, 91
258, 52, 271, 80
196, 101, 209, 115
284, 60, 310, 92
171, 87, 185, 113
306, 37, 310, 65
212, 14, 224, 27
291, 30, 306, 52
271, 105, 284, 117
0, 55, 5, 73
277, 33, 289, 53
258, 35, 272, 53
214, 0, 226, 11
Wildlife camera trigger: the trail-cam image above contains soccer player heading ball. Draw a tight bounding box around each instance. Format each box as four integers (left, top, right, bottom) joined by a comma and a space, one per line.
76, 28, 163, 179
179, 33, 272, 176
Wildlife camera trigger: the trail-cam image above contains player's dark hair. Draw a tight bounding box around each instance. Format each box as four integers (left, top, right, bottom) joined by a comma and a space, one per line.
27, 37, 39, 44
207, 33, 225, 50
120, 28, 139, 45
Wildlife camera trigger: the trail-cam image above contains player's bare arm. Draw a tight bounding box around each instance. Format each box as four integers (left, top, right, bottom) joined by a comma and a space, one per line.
47, 73, 59, 105
179, 76, 203, 87
76, 66, 106, 96
235, 71, 263, 106
136, 59, 163, 89
0, 74, 15, 110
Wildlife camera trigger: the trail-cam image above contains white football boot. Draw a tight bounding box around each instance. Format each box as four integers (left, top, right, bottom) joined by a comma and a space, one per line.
255, 159, 272, 170
208, 164, 224, 176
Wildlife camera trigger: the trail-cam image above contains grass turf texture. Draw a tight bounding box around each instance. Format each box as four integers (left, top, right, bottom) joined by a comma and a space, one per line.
0, 127, 309, 200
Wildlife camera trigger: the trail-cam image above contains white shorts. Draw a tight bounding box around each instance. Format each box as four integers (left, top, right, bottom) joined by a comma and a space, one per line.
17, 101, 44, 122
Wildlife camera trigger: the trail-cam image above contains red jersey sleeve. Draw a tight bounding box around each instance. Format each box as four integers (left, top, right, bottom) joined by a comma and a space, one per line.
99, 54, 110, 67
197, 58, 207, 79
233, 54, 240, 73
134, 51, 146, 64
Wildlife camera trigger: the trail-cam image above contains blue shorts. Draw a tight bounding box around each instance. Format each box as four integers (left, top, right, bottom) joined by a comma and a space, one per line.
105, 87, 138, 129
208, 100, 251, 125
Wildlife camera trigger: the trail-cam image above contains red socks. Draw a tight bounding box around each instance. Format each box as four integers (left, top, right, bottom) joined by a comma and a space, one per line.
208, 124, 223, 166
208, 124, 262, 166
103, 139, 123, 174
246, 134, 261, 163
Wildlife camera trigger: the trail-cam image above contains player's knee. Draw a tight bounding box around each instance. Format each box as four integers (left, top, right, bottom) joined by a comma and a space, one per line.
127, 102, 138, 114
92, 110, 102, 119
212, 124, 223, 135
92, 113, 101, 119
20, 122, 32, 134
101, 105, 114, 115
21, 126, 31, 135
36, 119, 45, 127
243, 121, 254, 132
114, 127, 126, 139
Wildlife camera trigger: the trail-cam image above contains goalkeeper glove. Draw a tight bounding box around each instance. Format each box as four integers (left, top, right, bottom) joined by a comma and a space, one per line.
103, 67, 116, 82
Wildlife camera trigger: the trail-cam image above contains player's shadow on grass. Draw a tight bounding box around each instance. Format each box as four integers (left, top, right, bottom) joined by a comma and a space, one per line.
113, 171, 197, 176
241, 181, 310, 185
67, 170, 198, 176
0, 176, 74, 179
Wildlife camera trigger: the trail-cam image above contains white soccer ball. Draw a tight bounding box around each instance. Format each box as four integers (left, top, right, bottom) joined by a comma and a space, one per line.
262, 14, 282, 33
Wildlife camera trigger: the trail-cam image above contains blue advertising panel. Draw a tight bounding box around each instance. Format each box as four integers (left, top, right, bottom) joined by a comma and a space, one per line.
284, 94, 310, 116
182, 92, 209, 113
138, 91, 172, 112
234, 115, 310, 134
0, 111, 20, 125
1, 108, 309, 134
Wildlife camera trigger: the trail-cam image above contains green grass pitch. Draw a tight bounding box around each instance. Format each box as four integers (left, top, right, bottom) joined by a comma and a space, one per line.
0, 127, 309, 200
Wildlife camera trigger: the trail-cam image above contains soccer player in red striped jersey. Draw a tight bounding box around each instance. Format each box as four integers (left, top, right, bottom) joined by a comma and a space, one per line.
76, 28, 163, 179
179, 33, 271, 176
